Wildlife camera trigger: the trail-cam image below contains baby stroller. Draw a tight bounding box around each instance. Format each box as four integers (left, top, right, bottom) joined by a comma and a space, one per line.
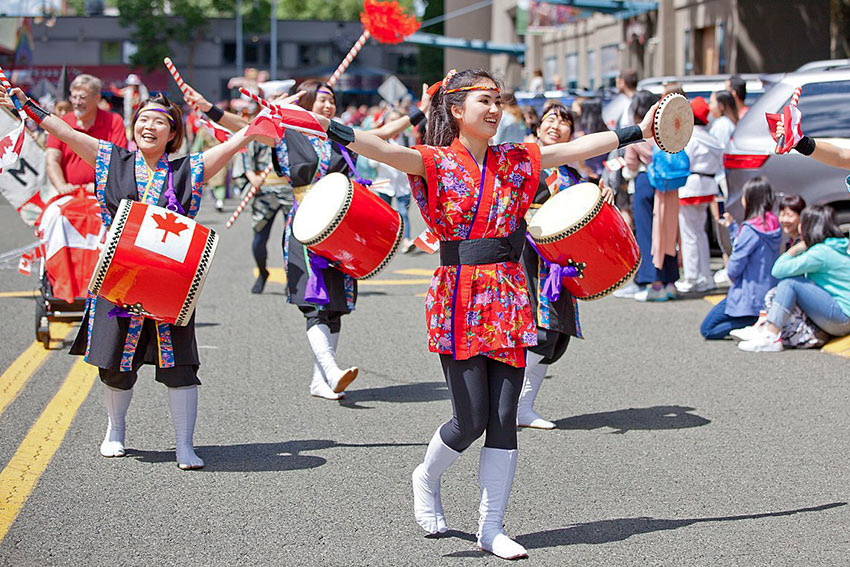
33, 190, 103, 348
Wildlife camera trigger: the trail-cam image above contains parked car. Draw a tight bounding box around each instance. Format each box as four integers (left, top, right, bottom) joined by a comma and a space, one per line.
723, 70, 850, 231
637, 74, 769, 106
795, 59, 850, 72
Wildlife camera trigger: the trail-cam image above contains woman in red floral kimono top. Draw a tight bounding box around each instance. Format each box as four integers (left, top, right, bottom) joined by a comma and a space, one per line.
309, 69, 658, 560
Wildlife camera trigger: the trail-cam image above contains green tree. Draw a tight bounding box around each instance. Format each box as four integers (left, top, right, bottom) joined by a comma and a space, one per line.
417, 0, 443, 87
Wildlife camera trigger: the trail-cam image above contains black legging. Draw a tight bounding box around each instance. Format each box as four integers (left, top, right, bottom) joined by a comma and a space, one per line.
252, 221, 276, 275
438, 354, 524, 452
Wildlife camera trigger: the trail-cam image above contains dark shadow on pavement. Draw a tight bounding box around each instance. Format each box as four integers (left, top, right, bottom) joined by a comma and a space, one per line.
515, 502, 846, 549
194, 322, 220, 328
338, 381, 449, 410
555, 405, 711, 434
128, 439, 425, 472
357, 291, 388, 296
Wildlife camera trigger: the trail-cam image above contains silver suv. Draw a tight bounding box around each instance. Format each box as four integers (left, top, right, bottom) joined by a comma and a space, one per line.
723, 70, 850, 229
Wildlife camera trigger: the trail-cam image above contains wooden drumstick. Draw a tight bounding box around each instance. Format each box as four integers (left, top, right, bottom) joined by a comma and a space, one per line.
225, 164, 273, 229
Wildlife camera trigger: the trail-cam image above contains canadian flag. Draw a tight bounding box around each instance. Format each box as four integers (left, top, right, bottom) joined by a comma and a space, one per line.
246, 107, 327, 142
413, 228, 440, 254
0, 118, 25, 174
37, 192, 105, 302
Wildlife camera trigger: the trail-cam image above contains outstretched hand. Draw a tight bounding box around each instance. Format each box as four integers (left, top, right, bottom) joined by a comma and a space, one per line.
270, 90, 306, 108
419, 83, 432, 114
182, 84, 211, 112
0, 85, 26, 111
638, 100, 660, 140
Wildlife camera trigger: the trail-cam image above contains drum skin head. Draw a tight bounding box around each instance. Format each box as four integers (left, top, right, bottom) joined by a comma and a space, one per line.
292, 172, 350, 244
653, 93, 694, 154
528, 182, 600, 240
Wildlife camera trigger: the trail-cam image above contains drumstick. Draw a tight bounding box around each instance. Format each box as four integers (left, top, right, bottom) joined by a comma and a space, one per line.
328, 30, 371, 87
225, 163, 273, 229
239, 87, 279, 114
163, 57, 198, 112
776, 86, 802, 152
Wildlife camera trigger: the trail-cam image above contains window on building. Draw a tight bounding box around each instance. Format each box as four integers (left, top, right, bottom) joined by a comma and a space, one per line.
544, 55, 557, 90
222, 41, 264, 65
601, 44, 619, 88
684, 30, 692, 75
122, 42, 138, 65
587, 48, 595, 90
694, 26, 717, 75
101, 41, 121, 65
565, 53, 578, 90
299, 44, 333, 68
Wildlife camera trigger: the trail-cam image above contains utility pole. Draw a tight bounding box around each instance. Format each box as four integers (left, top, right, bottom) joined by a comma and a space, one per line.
270, 0, 277, 80
236, 0, 244, 77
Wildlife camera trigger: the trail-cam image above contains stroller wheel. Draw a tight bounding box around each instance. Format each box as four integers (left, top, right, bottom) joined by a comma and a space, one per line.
35, 296, 50, 349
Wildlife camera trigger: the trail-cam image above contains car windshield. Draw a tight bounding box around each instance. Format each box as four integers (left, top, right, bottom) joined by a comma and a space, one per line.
789, 80, 850, 138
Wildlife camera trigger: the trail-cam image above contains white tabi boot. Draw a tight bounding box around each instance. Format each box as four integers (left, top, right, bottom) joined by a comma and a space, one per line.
412, 429, 461, 535
516, 351, 556, 429
167, 386, 204, 470
306, 326, 358, 393
309, 359, 343, 400
476, 448, 528, 560
100, 385, 133, 457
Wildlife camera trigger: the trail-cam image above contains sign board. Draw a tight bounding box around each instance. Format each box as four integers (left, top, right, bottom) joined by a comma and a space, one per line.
378, 75, 409, 105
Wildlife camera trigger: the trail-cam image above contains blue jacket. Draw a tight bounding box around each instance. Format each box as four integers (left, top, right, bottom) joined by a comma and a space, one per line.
725, 216, 782, 317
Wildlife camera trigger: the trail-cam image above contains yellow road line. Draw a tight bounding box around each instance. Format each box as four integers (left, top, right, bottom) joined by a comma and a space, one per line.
0, 291, 37, 299
393, 268, 434, 276
703, 294, 725, 306
0, 358, 97, 543
822, 335, 850, 358
0, 323, 74, 417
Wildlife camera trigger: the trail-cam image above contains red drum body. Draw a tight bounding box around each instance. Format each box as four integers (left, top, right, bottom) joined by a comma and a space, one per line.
292, 172, 403, 279
528, 183, 640, 300
89, 200, 218, 326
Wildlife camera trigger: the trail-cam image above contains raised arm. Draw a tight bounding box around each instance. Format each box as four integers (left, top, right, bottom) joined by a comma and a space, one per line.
365, 83, 431, 141
773, 115, 850, 169
201, 126, 255, 183
540, 101, 657, 170
1, 87, 99, 167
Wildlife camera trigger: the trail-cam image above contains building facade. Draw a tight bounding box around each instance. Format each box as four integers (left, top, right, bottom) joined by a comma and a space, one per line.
17, 16, 419, 102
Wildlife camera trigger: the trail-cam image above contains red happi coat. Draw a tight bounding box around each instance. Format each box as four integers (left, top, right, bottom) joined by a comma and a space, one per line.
408, 138, 542, 368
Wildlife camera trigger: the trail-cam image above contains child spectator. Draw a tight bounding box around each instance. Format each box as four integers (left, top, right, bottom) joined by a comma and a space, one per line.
738, 205, 850, 352
700, 176, 782, 339
778, 194, 806, 251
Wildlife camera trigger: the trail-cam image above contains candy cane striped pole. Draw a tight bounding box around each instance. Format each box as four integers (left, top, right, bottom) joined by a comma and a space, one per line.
790, 86, 801, 107
0, 66, 23, 112
238, 87, 278, 114
225, 163, 274, 229
328, 30, 371, 87
163, 57, 201, 112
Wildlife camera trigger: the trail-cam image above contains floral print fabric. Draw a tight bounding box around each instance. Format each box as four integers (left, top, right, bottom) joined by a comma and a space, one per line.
409, 139, 541, 367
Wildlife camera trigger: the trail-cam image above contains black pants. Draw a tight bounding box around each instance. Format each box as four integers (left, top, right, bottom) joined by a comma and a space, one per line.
298, 306, 344, 333
438, 354, 524, 452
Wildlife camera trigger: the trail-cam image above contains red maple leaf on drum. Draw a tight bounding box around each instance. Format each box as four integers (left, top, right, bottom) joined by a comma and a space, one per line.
152, 212, 189, 243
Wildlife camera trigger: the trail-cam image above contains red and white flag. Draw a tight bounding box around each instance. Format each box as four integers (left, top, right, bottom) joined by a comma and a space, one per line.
17, 250, 33, 275
413, 228, 439, 254
246, 106, 327, 142
0, 118, 25, 175
38, 193, 104, 302
603, 156, 627, 172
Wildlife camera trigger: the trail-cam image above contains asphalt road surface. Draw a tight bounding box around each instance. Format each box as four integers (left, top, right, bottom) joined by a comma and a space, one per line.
0, 193, 848, 567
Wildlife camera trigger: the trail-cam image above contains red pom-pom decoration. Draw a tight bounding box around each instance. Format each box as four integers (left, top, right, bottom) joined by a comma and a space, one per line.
360, 0, 420, 44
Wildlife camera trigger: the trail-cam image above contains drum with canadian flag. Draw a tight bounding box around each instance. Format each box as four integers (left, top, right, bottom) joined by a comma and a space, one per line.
88, 199, 219, 326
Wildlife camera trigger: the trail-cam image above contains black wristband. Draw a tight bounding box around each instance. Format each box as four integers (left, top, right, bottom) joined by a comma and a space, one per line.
615, 125, 643, 148
408, 107, 425, 127
327, 120, 355, 146
205, 104, 224, 123
23, 98, 50, 125
795, 135, 816, 156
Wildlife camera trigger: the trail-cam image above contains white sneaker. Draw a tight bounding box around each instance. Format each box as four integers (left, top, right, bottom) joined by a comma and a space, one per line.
674, 279, 697, 293
634, 285, 668, 302
693, 278, 716, 292
401, 238, 415, 254
714, 268, 730, 285
613, 281, 640, 298
729, 324, 762, 342
738, 329, 783, 352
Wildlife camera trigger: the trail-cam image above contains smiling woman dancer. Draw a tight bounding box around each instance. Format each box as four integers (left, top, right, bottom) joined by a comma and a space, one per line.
2, 86, 265, 470
301, 69, 657, 559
